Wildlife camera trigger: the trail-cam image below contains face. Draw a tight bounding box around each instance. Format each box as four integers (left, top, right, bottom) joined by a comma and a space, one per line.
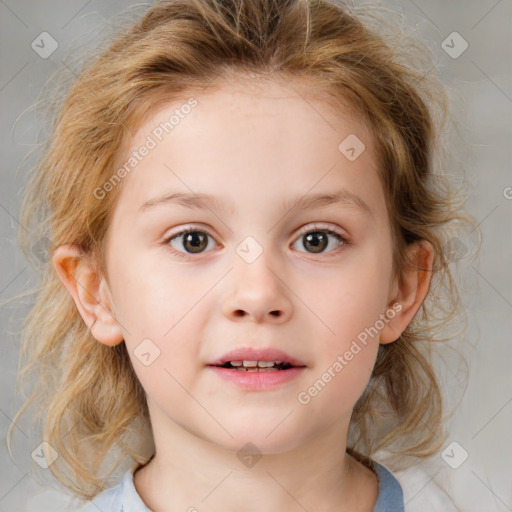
97, 77, 400, 453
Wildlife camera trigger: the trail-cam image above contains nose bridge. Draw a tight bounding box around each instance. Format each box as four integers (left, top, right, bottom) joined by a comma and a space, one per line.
234, 233, 281, 293
221, 233, 291, 321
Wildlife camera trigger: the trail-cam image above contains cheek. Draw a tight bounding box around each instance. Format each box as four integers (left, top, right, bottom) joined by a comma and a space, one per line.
295, 342, 378, 429
315, 254, 391, 337
307, 248, 390, 393
300, 317, 379, 422
107, 258, 204, 388
109, 251, 196, 333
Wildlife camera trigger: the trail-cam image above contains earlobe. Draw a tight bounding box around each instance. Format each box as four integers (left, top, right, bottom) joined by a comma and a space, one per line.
379, 240, 435, 344
52, 244, 124, 346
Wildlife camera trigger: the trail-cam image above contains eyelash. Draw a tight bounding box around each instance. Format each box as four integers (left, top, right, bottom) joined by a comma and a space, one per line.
162, 223, 349, 259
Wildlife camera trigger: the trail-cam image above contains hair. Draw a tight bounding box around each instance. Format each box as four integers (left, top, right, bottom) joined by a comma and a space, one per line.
8, 0, 481, 501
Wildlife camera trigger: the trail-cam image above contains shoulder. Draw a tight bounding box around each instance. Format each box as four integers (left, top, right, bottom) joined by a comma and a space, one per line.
78, 465, 140, 512
371, 460, 405, 512
78, 483, 123, 512
391, 461, 461, 512
369, 450, 462, 512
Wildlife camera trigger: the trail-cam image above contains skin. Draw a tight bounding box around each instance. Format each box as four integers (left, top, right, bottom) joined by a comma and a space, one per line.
53, 76, 434, 512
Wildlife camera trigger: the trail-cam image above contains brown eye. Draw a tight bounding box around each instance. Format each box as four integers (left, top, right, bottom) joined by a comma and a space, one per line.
302, 232, 329, 253
292, 227, 346, 255
167, 229, 214, 254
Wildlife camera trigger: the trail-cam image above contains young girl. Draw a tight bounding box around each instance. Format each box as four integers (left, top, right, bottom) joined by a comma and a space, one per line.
9, 0, 479, 510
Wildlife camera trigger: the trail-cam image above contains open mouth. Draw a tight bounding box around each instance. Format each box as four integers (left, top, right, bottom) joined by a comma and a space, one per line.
213, 360, 297, 372
207, 355, 307, 389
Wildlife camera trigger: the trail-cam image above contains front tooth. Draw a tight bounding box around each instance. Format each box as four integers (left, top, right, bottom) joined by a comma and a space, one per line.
243, 360, 258, 367
257, 361, 276, 367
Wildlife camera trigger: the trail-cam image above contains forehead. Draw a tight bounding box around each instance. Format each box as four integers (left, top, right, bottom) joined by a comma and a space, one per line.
124, 71, 373, 160
110, 75, 386, 223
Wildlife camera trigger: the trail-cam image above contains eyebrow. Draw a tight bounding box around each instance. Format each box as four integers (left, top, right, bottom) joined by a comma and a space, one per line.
139, 189, 373, 217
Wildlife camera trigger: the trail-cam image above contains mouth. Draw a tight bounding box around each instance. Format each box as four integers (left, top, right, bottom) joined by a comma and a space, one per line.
212, 360, 298, 372
207, 347, 307, 371
206, 348, 307, 390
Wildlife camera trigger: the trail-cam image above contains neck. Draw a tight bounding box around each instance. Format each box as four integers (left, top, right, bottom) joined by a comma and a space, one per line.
133, 406, 378, 512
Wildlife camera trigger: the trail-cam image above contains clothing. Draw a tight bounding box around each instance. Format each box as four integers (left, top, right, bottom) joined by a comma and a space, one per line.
79, 459, 404, 512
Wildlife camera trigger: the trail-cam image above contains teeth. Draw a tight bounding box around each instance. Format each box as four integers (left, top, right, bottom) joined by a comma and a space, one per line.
235, 367, 279, 372
241, 360, 279, 368
221, 360, 293, 371
257, 361, 276, 367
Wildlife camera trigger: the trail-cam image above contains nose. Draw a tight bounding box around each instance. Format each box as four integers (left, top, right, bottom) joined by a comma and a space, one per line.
221, 250, 292, 324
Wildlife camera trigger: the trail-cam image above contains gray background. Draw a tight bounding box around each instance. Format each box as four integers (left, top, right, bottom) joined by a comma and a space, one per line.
1, 1, 511, 511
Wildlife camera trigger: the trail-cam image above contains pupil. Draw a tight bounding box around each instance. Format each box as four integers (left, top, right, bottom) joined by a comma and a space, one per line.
184, 232, 207, 253
304, 232, 327, 253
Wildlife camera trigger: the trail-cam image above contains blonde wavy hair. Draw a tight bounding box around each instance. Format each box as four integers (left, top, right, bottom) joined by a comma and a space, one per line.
9, 0, 480, 500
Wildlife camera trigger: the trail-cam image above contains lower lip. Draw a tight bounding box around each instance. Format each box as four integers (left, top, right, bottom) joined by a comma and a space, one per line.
206, 366, 306, 390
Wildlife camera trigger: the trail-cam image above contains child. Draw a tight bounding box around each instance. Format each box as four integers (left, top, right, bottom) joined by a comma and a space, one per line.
9, 0, 479, 510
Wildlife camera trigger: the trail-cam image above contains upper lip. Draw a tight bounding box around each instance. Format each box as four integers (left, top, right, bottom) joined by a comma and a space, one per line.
208, 347, 307, 367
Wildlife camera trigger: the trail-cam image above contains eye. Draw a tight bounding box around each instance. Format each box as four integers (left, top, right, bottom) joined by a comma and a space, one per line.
163, 223, 348, 258
291, 224, 348, 255
164, 227, 216, 256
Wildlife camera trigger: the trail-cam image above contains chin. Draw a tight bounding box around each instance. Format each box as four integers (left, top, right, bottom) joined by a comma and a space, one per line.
209, 424, 307, 456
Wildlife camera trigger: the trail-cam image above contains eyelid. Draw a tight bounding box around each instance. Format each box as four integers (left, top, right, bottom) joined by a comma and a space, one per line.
164, 222, 347, 240
163, 224, 215, 243
294, 222, 347, 240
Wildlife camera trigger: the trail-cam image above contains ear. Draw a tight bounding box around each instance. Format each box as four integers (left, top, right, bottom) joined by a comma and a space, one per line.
379, 240, 435, 344
52, 244, 124, 346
